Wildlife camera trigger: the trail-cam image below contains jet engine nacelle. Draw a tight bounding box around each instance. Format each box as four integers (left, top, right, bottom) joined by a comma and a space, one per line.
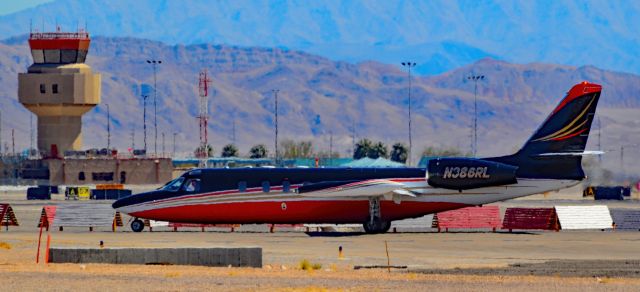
427, 158, 518, 190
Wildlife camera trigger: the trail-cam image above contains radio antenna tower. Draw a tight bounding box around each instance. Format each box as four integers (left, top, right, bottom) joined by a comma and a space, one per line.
197, 69, 211, 166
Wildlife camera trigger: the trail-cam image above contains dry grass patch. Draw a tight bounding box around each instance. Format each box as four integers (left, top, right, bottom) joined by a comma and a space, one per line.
299, 259, 322, 271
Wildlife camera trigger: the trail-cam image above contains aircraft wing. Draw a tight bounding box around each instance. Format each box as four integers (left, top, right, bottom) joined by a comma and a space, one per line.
296, 179, 413, 198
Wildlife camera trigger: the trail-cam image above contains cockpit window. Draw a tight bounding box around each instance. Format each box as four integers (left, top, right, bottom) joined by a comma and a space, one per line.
160, 177, 184, 192
183, 179, 201, 193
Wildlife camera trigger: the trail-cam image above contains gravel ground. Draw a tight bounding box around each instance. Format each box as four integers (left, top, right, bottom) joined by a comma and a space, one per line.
414, 260, 640, 278
2, 187, 640, 290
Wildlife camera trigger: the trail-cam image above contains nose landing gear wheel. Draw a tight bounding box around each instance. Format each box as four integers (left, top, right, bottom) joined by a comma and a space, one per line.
131, 219, 145, 232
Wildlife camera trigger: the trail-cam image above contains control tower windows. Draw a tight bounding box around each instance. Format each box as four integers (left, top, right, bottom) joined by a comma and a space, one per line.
77, 50, 88, 63
31, 50, 44, 63
61, 49, 77, 63
44, 49, 60, 63
40, 84, 46, 94
52, 84, 59, 94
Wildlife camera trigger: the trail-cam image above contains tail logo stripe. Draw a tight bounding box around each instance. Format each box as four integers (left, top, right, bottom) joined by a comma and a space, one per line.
532, 95, 595, 142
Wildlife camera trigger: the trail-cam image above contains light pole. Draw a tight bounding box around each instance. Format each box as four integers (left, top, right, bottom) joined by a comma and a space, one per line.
106, 103, 110, 150
146, 59, 162, 156
401, 62, 416, 165
142, 94, 148, 154
272, 89, 279, 166
467, 74, 485, 157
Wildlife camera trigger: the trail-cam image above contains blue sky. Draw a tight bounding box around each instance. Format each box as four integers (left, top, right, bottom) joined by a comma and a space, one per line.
1, 1, 638, 75
0, 0, 51, 15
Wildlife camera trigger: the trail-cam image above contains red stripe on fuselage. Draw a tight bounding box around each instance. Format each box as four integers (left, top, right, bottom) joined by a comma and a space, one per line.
129, 200, 469, 224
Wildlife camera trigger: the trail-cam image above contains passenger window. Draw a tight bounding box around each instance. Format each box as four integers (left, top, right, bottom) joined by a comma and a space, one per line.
52, 84, 59, 94
183, 179, 201, 193
40, 84, 46, 94
283, 181, 290, 193
262, 181, 270, 193
238, 181, 247, 192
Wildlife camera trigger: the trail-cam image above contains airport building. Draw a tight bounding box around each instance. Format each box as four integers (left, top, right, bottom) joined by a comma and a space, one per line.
18, 30, 100, 156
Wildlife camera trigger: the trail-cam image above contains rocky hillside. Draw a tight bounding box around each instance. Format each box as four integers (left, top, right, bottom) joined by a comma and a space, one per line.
0, 36, 638, 174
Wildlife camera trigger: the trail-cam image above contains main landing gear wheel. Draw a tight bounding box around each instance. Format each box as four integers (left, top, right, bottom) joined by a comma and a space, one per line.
363, 220, 391, 234
363, 196, 391, 234
131, 219, 145, 232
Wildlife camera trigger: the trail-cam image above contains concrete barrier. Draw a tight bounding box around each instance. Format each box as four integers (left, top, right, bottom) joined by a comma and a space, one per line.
48, 247, 262, 267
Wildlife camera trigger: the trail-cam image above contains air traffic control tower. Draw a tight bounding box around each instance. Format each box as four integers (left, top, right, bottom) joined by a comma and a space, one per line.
18, 30, 100, 156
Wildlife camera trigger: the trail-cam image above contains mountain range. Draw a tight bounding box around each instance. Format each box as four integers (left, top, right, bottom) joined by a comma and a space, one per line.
0, 36, 638, 175
0, 0, 639, 75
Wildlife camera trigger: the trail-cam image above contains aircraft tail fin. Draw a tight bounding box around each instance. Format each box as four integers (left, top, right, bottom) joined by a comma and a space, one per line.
489, 82, 602, 180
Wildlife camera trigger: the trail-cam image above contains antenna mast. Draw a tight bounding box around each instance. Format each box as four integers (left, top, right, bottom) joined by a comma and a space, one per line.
197, 69, 211, 165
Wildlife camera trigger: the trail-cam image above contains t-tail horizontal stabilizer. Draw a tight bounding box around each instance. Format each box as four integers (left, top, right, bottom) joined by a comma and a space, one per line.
534, 150, 605, 157
487, 82, 602, 180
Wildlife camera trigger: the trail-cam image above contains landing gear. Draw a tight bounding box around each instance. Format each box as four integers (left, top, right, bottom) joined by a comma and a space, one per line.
363, 197, 390, 234
363, 220, 391, 234
131, 218, 145, 232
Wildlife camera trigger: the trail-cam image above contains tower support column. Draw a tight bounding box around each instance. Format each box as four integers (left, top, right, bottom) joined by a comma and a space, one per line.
37, 116, 82, 154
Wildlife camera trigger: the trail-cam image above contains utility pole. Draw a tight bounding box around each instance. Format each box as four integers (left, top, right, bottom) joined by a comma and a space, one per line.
29, 115, 34, 157
597, 116, 602, 163
172, 132, 177, 157
11, 129, 15, 156
130, 128, 135, 151
401, 62, 416, 166
106, 103, 110, 150
467, 74, 485, 157
142, 94, 148, 154
351, 119, 356, 157
232, 115, 236, 146
146, 59, 162, 156
329, 131, 333, 160
273, 89, 280, 166
620, 145, 624, 176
